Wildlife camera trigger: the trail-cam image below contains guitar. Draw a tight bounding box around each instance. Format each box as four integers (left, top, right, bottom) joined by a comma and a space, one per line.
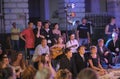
67, 44, 78, 49
50, 47, 63, 59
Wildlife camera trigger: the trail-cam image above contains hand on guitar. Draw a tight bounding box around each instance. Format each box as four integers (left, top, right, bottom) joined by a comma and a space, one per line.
50, 47, 63, 59
68, 44, 77, 49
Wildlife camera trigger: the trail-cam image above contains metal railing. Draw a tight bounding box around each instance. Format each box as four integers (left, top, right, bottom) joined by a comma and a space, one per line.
85, 12, 111, 27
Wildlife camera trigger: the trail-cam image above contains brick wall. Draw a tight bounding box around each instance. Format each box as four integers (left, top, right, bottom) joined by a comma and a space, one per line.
107, 0, 120, 27
3, 0, 29, 33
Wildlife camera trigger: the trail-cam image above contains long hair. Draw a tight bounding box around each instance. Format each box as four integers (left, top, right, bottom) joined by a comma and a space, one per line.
40, 53, 48, 64
11, 52, 26, 69
22, 65, 36, 79
53, 23, 58, 29
57, 36, 63, 44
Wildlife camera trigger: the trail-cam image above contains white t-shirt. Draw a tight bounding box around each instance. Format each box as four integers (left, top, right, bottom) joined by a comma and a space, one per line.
66, 39, 79, 53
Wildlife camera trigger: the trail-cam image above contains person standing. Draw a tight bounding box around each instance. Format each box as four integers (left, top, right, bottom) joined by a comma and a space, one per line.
52, 23, 61, 44
20, 22, 35, 60
33, 20, 45, 47
11, 22, 20, 51
42, 22, 54, 47
77, 18, 90, 46
105, 17, 119, 39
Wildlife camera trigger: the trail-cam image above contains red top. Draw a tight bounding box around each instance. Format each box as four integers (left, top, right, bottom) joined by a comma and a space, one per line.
21, 28, 35, 48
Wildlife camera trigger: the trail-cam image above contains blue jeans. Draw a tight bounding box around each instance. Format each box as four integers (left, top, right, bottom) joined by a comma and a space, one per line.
11, 40, 19, 51
79, 38, 88, 46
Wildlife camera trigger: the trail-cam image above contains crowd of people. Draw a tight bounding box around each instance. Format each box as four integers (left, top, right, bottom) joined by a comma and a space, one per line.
0, 16, 120, 79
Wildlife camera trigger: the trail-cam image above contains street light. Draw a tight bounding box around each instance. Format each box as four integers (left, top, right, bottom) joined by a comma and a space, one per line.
64, 3, 75, 41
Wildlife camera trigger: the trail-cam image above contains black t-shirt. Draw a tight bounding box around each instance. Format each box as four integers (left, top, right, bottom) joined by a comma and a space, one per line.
108, 24, 117, 33
33, 28, 44, 47
89, 55, 99, 67
77, 24, 90, 38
